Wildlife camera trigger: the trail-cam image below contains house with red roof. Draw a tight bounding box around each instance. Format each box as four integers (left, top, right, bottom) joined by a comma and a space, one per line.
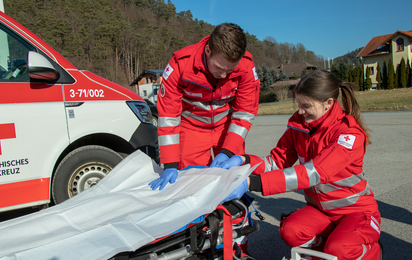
357, 30, 412, 88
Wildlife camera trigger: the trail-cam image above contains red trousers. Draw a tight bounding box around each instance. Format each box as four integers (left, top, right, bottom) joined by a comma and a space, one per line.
279, 205, 381, 260
177, 124, 245, 169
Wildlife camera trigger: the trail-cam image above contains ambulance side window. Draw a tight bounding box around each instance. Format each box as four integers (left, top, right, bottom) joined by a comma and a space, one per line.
0, 24, 35, 82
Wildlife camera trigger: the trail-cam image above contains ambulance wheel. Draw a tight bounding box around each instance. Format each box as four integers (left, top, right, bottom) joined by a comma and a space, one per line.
52, 145, 123, 204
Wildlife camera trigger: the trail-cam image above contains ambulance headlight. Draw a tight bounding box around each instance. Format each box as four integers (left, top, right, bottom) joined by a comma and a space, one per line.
127, 101, 153, 124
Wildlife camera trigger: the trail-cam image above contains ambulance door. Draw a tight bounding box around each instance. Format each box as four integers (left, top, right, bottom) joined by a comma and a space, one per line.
0, 23, 69, 211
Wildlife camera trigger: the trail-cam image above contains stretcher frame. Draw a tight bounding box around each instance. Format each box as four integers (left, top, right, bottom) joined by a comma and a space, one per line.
110, 197, 259, 260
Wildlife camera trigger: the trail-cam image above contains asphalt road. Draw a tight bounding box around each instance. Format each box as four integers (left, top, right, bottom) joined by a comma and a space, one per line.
244, 111, 412, 259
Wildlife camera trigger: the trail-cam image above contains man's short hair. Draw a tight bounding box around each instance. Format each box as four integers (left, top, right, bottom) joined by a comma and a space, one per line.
208, 23, 247, 62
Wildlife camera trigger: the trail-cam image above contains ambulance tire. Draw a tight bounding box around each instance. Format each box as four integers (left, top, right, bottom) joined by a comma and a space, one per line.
52, 145, 124, 204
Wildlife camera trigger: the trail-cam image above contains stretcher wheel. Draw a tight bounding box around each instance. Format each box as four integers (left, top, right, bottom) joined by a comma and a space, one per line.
52, 145, 123, 204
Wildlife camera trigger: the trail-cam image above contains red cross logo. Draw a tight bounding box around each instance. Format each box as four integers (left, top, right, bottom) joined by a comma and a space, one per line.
0, 123, 16, 155
344, 136, 351, 142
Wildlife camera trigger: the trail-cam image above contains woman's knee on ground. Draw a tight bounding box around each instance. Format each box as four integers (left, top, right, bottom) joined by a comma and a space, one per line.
279, 220, 310, 247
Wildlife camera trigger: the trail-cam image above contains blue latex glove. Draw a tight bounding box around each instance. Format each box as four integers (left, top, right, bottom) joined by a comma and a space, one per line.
210, 153, 229, 167
149, 168, 178, 190
221, 179, 249, 204
216, 155, 244, 169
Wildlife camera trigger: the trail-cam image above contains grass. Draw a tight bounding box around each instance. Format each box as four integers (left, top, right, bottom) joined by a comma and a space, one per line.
257, 88, 412, 115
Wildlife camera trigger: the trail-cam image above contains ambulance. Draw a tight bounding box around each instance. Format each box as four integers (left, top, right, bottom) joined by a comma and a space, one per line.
0, 11, 159, 212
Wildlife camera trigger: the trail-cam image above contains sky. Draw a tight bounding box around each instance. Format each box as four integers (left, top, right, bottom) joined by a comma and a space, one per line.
172, 0, 412, 60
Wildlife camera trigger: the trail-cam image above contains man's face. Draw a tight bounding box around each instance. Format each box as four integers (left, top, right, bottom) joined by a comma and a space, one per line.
205, 45, 240, 79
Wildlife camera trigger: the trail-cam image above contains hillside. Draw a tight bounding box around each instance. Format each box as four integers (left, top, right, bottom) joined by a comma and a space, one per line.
334, 47, 364, 65
4, 0, 326, 88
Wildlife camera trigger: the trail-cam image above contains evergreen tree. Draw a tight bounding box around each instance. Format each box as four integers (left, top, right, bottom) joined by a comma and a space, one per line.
331, 62, 349, 81
407, 59, 412, 87
301, 69, 307, 78
349, 67, 353, 82
353, 66, 360, 88
261, 66, 273, 91
331, 63, 340, 79
279, 69, 289, 81
256, 66, 263, 81
269, 68, 278, 83
359, 64, 364, 91
376, 62, 382, 90
382, 59, 388, 89
399, 57, 407, 88
365, 66, 372, 90
345, 70, 350, 82
387, 58, 395, 89
255, 66, 264, 92
339, 62, 349, 80
394, 64, 399, 88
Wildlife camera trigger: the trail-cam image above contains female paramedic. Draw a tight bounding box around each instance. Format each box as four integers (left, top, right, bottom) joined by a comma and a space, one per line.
218, 70, 381, 259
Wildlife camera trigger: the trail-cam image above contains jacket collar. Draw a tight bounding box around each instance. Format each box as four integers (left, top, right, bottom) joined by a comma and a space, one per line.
193, 36, 209, 73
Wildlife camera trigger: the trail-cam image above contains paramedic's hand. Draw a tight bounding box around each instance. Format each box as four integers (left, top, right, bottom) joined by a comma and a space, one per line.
221, 179, 249, 204
210, 153, 229, 167
216, 155, 244, 169
149, 168, 178, 190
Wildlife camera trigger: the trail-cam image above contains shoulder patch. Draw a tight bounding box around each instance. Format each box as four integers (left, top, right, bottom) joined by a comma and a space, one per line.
252, 67, 258, 81
162, 64, 174, 80
337, 134, 356, 149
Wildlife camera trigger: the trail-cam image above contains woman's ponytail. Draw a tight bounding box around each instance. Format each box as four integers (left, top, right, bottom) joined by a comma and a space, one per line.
340, 82, 371, 145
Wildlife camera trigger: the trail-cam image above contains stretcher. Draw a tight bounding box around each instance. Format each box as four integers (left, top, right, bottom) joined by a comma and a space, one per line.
0, 151, 259, 260
111, 196, 261, 260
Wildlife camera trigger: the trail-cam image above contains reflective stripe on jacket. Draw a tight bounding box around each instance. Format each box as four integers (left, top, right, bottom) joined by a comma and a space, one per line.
158, 36, 260, 164
249, 102, 378, 215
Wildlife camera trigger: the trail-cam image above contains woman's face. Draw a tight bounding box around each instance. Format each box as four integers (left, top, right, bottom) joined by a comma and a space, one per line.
296, 94, 333, 123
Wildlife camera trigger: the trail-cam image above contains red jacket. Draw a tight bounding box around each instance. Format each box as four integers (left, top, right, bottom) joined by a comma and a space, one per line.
249, 102, 378, 215
158, 36, 260, 164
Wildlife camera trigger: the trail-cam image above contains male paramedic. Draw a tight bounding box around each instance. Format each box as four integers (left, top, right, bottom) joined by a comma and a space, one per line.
149, 23, 260, 191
